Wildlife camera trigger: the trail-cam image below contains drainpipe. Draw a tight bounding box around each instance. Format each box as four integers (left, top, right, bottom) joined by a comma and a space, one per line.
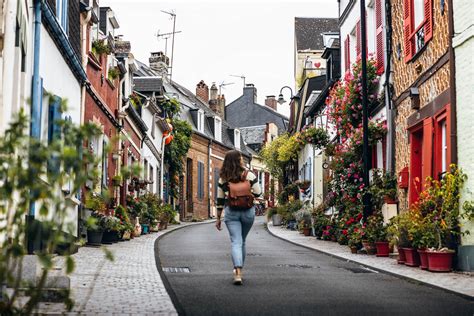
447, 0, 457, 164
80, 8, 92, 125
27, 0, 42, 254
29, 0, 42, 216
384, 0, 395, 173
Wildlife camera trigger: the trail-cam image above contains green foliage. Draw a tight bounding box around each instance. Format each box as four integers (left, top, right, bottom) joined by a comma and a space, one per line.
91, 39, 111, 55
298, 127, 329, 149
0, 109, 105, 313
164, 119, 192, 198
277, 183, 300, 205
161, 98, 181, 118
260, 134, 291, 181
108, 67, 120, 81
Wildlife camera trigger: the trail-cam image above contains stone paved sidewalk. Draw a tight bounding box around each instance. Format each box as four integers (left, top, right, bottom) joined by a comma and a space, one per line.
267, 222, 474, 299
37, 221, 212, 315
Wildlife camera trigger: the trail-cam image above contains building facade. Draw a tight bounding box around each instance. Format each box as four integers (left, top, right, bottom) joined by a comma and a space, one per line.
391, 0, 453, 212
453, 0, 474, 271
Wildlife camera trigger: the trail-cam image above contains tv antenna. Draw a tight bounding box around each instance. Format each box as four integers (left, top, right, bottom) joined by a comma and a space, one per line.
160, 10, 178, 81
155, 29, 182, 58
218, 81, 234, 95
230, 74, 246, 87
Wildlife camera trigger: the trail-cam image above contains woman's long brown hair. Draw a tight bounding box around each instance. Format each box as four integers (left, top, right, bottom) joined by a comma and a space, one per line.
220, 150, 245, 182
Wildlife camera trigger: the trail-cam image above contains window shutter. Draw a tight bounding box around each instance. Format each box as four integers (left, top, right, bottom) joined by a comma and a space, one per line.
197, 162, 202, 199
48, 95, 62, 175
375, 0, 384, 74
403, 0, 414, 62
424, 0, 433, 42
382, 135, 387, 171
421, 118, 433, 185
344, 35, 350, 71
356, 20, 361, 59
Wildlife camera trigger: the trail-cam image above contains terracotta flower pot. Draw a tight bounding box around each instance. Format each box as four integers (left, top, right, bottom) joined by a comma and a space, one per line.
426, 250, 455, 272
402, 247, 420, 267
397, 247, 406, 264
375, 241, 390, 257
383, 196, 397, 204
362, 240, 377, 255
417, 249, 429, 270
303, 227, 311, 236
350, 246, 358, 254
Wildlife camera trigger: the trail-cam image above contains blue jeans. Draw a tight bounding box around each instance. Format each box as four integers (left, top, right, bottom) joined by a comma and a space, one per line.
224, 207, 255, 268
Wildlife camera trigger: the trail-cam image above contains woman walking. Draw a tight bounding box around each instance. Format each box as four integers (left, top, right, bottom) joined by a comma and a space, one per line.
215, 150, 262, 285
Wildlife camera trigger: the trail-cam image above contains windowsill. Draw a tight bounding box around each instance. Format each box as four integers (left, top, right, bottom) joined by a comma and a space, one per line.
106, 78, 116, 89
88, 52, 102, 70
408, 42, 429, 62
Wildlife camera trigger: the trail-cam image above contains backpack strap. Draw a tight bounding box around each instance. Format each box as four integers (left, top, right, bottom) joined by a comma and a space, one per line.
241, 170, 249, 182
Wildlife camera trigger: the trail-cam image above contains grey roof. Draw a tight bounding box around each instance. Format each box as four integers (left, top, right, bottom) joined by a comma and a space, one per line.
295, 18, 339, 51
240, 126, 266, 145
226, 91, 288, 135
133, 77, 163, 92
133, 61, 251, 157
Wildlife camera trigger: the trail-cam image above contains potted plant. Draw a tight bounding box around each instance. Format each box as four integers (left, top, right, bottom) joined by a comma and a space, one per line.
367, 211, 390, 257
296, 179, 311, 191
112, 175, 122, 187
101, 215, 121, 243
387, 212, 412, 264
295, 204, 312, 236
115, 205, 133, 241
361, 218, 377, 255
267, 207, 281, 226
348, 225, 363, 254
312, 209, 330, 239
85, 212, 104, 245
418, 166, 474, 272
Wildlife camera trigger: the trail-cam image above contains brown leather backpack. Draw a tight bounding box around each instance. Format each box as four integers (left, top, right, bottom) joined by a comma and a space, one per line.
227, 170, 254, 210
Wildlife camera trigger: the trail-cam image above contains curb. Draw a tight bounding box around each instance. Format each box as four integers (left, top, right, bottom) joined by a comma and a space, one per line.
265, 223, 474, 302
153, 220, 216, 316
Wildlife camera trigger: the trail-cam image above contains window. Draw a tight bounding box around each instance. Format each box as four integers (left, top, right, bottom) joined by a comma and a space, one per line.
434, 108, 451, 180
197, 110, 205, 133
101, 137, 109, 189
404, 0, 433, 61
197, 161, 205, 200
56, 0, 68, 32
149, 165, 154, 192
144, 159, 148, 183
214, 117, 222, 142
234, 129, 241, 149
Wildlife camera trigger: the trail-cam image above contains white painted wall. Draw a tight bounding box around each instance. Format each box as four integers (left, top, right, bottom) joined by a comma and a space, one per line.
37, 26, 82, 236
453, 0, 474, 245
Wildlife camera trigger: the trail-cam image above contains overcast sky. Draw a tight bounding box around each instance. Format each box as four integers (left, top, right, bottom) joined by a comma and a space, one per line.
101, 0, 338, 117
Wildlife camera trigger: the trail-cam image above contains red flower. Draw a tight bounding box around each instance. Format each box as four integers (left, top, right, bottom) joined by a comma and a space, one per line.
342, 229, 348, 235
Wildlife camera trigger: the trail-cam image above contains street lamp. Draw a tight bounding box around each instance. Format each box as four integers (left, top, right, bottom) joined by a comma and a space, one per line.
277, 86, 295, 105
360, 0, 372, 221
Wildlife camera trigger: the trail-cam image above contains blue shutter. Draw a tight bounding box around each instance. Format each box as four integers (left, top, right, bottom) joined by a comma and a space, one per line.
47, 95, 62, 175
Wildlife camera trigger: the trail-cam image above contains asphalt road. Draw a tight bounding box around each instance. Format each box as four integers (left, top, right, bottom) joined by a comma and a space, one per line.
156, 217, 474, 316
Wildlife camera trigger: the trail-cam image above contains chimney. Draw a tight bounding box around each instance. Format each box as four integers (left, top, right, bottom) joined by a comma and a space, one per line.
243, 84, 257, 103
196, 80, 209, 103
210, 94, 226, 118
149, 52, 169, 75
210, 82, 218, 101
265, 95, 277, 111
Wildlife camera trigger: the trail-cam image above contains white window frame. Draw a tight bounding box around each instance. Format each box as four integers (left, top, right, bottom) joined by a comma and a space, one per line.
197, 110, 205, 133
56, 0, 68, 33
234, 129, 241, 149
214, 116, 222, 142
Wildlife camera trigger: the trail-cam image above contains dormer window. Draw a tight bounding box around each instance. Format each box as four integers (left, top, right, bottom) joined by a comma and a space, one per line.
234, 129, 241, 150
214, 116, 222, 142
197, 110, 205, 133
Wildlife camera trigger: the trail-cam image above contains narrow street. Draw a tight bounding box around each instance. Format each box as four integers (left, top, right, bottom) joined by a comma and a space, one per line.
157, 217, 474, 316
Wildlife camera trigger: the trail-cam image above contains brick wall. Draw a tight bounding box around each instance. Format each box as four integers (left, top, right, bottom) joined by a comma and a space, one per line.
87, 53, 119, 113
182, 134, 210, 220
392, 0, 452, 213
392, 0, 450, 98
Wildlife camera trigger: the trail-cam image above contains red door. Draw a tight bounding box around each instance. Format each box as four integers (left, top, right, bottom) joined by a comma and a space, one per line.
409, 126, 423, 205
